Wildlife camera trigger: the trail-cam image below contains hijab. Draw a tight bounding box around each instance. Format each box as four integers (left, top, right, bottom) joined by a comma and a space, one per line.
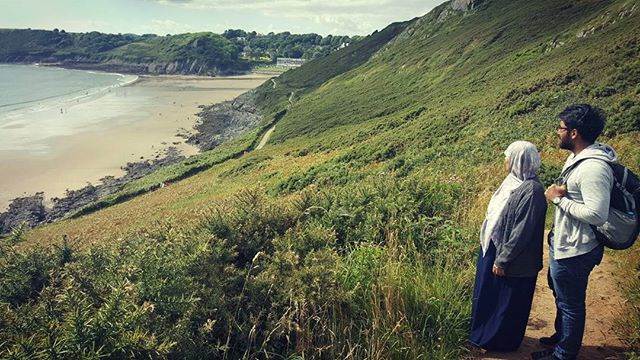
480, 141, 541, 256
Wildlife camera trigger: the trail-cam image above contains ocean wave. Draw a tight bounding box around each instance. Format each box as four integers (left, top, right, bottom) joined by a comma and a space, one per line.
0, 72, 139, 121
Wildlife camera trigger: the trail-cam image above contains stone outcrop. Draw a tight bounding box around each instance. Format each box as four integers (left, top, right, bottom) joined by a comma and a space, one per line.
451, 0, 483, 12
0, 148, 185, 235
188, 91, 261, 151
576, 3, 637, 39
0, 193, 46, 234
57, 59, 233, 76
0, 57, 244, 76
436, 0, 485, 23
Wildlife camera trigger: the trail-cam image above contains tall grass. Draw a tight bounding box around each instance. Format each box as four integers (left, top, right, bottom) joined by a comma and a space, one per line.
619, 244, 640, 358
0, 176, 476, 359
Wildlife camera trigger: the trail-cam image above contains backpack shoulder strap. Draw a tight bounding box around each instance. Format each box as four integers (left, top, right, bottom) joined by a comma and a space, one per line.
556, 158, 587, 185
556, 157, 612, 186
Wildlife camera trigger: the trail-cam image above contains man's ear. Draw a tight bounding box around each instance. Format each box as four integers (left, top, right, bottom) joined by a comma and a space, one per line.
570, 129, 579, 140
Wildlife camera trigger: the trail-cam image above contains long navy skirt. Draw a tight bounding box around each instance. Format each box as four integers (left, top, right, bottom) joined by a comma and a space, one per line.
469, 242, 537, 352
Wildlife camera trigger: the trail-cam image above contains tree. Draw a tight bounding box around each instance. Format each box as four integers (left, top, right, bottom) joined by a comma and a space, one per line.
223, 29, 247, 39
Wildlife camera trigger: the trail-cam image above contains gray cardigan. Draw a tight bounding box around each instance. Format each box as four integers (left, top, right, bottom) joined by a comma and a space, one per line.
492, 179, 547, 277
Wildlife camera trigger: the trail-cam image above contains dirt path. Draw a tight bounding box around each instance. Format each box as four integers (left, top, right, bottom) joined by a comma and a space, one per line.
253, 91, 293, 151
472, 240, 629, 359
255, 125, 275, 150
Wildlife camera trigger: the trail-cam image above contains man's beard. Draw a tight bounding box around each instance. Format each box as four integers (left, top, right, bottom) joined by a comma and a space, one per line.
559, 137, 574, 150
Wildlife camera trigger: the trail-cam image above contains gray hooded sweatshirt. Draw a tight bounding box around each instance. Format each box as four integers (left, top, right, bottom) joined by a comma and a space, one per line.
552, 142, 617, 260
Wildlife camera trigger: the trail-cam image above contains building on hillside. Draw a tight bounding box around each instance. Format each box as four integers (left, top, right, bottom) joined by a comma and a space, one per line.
276, 58, 306, 67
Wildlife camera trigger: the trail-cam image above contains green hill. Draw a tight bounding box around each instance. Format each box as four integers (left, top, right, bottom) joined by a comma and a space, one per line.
0, 28, 356, 75
2, 0, 639, 358
0, 29, 245, 75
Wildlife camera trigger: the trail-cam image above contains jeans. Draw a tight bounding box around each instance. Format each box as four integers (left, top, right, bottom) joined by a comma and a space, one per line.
548, 243, 604, 360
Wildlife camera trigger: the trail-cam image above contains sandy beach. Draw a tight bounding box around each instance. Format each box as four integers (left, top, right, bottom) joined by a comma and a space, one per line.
0, 74, 271, 210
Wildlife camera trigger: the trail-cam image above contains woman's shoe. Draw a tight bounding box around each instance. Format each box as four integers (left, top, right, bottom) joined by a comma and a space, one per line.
531, 349, 559, 360
539, 333, 560, 346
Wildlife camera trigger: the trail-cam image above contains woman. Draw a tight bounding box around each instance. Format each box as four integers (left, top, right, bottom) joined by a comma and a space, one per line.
469, 141, 547, 352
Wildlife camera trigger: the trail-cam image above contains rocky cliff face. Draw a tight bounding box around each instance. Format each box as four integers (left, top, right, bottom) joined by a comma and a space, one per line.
58, 59, 231, 76
434, 0, 486, 23
451, 0, 484, 12
188, 91, 261, 151
0, 56, 241, 76
0, 193, 46, 234
58, 58, 238, 76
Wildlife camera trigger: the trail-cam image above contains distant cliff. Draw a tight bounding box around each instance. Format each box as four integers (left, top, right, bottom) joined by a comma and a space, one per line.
0, 28, 356, 75
0, 29, 248, 75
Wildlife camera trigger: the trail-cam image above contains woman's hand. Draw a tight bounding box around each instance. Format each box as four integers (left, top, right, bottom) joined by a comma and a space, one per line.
492, 264, 506, 277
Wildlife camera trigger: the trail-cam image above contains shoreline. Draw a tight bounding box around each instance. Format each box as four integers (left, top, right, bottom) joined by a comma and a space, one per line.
0, 72, 272, 218
1, 60, 249, 76
0, 65, 139, 120
32, 61, 250, 78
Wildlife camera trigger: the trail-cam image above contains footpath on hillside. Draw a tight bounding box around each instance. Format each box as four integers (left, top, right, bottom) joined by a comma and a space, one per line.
254, 88, 294, 151
470, 232, 629, 360
255, 125, 275, 150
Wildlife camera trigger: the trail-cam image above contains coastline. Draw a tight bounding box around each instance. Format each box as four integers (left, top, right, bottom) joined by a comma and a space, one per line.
31, 60, 249, 77
0, 72, 272, 216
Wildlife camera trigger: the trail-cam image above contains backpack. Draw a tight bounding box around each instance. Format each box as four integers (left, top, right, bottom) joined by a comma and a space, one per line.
557, 159, 640, 250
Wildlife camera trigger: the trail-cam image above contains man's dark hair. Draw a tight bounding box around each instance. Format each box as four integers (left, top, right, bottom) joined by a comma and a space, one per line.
558, 104, 606, 144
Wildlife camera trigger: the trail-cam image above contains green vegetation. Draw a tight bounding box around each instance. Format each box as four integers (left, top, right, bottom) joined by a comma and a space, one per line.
0, 29, 244, 74
0, 28, 359, 75
3, 0, 640, 358
222, 29, 359, 61
107, 32, 240, 68
251, 64, 290, 74
1, 177, 474, 358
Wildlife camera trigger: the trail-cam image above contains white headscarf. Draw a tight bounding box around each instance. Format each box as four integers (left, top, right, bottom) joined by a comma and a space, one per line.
480, 141, 541, 256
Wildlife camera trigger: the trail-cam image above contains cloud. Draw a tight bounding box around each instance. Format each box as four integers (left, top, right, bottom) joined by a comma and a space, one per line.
146, 0, 443, 34
146, 19, 197, 34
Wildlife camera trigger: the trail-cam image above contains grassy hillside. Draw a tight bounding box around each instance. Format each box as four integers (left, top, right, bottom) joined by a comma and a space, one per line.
2, 0, 640, 358
0, 28, 358, 75
0, 29, 244, 74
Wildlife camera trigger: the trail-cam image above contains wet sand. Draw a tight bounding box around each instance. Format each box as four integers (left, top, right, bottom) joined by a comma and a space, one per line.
0, 74, 271, 210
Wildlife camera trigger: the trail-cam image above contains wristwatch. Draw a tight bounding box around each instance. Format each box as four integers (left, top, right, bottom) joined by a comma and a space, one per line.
552, 197, 562, 205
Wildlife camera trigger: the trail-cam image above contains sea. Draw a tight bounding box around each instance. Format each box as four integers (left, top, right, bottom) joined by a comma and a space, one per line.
0, 64, 138, 152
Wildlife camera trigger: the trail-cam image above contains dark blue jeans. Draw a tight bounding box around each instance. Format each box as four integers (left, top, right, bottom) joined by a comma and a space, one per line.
548, 244, 604, 360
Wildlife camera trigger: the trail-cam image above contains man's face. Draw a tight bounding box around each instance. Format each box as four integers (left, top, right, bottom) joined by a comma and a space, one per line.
557, 120, 574, 150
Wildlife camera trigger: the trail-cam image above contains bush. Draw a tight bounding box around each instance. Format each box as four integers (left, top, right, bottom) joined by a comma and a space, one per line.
606, 99, 640, 136
508, 98, 542, 117
0, 176, 476, 358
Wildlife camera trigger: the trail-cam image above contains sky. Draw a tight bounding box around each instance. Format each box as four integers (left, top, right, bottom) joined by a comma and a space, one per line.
0, 0, 444, 36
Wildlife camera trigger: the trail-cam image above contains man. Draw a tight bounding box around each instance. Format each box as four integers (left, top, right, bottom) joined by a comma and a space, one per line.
532, 104, 617, 360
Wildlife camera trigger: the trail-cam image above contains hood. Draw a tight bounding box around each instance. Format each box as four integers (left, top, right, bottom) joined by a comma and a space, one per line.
564, 142, 618, 170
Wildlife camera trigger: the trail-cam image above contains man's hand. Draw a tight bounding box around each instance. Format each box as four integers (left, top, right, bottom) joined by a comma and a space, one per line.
545, 184, 567, 202
492, 264, 505, 277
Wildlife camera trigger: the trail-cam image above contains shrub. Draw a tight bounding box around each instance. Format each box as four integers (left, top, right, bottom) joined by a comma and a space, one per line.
508, 98, 542, 117
606, 99, 640, 136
